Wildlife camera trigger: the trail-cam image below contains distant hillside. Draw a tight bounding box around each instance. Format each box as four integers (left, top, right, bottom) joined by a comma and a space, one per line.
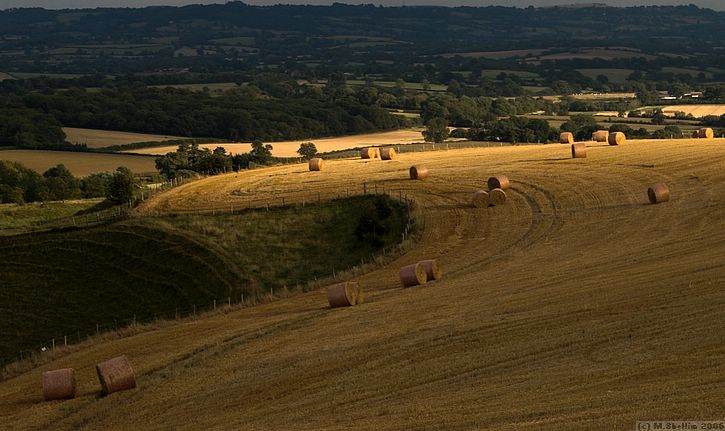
0, 3, 723, 75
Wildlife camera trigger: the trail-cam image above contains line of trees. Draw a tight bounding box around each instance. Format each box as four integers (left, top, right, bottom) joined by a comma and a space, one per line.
0, 161, 135, 204
0, 105, 70, 149
444, 114, 705, 144
154, 140, 321, 178
16, 85, 407, 143
153, 141, 286, 178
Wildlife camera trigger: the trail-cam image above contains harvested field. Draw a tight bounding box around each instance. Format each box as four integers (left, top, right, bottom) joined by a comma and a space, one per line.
0, 196, 407, 364
528, 48, 656, 62
128, 129, 425, 157
659, 104, 725, 118
63, 127, 186, 149
439, 49, 546, 59
0, 150, 157, 176
3, 139, 725, 429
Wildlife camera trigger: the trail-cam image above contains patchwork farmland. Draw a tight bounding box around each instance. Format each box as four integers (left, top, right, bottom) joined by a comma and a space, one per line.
128, 129, 425, 157
2, 138, 724, 429
659, 104, 725, 118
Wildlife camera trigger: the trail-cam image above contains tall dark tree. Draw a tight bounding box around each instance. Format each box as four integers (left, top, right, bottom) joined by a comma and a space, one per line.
107, 167, 135, 204
250, 140, 273, 164
423, 117, 449, 143
43, 164, 80, 201
297, 142, 318, 160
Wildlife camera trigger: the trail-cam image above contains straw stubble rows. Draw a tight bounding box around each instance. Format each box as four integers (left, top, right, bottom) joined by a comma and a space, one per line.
2, 139, 725, 430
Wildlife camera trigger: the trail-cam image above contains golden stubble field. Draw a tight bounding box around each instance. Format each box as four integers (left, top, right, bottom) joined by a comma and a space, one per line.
63, 127, 186, 149
128, 129, 425, 157
0, 150, 158, 176
2, 139, 725, 430
660, 105, 725, 118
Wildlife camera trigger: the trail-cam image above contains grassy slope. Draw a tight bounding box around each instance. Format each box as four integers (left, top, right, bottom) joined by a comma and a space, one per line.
162, 196, 407, 290
2, 142, 725, 429
0, 200, 101, 230
0, 196, 407, 364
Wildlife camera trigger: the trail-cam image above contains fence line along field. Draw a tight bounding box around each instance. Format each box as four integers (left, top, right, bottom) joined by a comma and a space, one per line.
3, 139, 725, 429
63, 127, 188, 149
0, 150, 157, 176
127, 129, 425, 157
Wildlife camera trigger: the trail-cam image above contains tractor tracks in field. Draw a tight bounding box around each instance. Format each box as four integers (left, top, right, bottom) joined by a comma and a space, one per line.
47, 306, 330, 430
424, 178, 565, 279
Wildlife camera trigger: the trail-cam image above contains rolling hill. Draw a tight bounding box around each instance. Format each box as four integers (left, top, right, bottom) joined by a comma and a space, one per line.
0, 196, 408, 366
1, 139, 724, 430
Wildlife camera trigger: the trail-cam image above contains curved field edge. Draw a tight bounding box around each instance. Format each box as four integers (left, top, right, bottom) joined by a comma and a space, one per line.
0, 196, 409, 367
1, 139, 724, 430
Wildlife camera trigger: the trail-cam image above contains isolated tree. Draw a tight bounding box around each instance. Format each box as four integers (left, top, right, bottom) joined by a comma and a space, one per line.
250, 140, 273, 165
297, 142, 318, 160
423, 117, 449, 143
651, 110, 667, 125
107, 166, 135, 204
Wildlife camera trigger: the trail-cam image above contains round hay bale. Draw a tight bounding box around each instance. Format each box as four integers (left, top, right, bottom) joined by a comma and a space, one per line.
409, 165, 429, 180
96, 356, 136, 395
327, 282, 358, 308
487, 175, 509, 191
608, 132, 626, 146
399, 263, 427, 287
692, 130, 701, 139
592, 130, 609, 142
647, 183, 670, 204
419, 259, 442, 281
488, 188, 507, 206
42, 368, 76, 401
471, 190, 489, 208
559, 132, 574, 144
380, 147, 396, 160
360, 148, 376, 159
571, 142, 587, 159
698, 128, 714, 139
308, 158, 324, 171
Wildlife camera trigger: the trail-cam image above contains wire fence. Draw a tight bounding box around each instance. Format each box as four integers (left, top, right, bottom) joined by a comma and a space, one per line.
0, 185, 418, 370
4, 293, 253, 367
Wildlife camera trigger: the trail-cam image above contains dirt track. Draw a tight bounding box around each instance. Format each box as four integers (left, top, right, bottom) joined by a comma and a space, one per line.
2, 139, 725, 430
